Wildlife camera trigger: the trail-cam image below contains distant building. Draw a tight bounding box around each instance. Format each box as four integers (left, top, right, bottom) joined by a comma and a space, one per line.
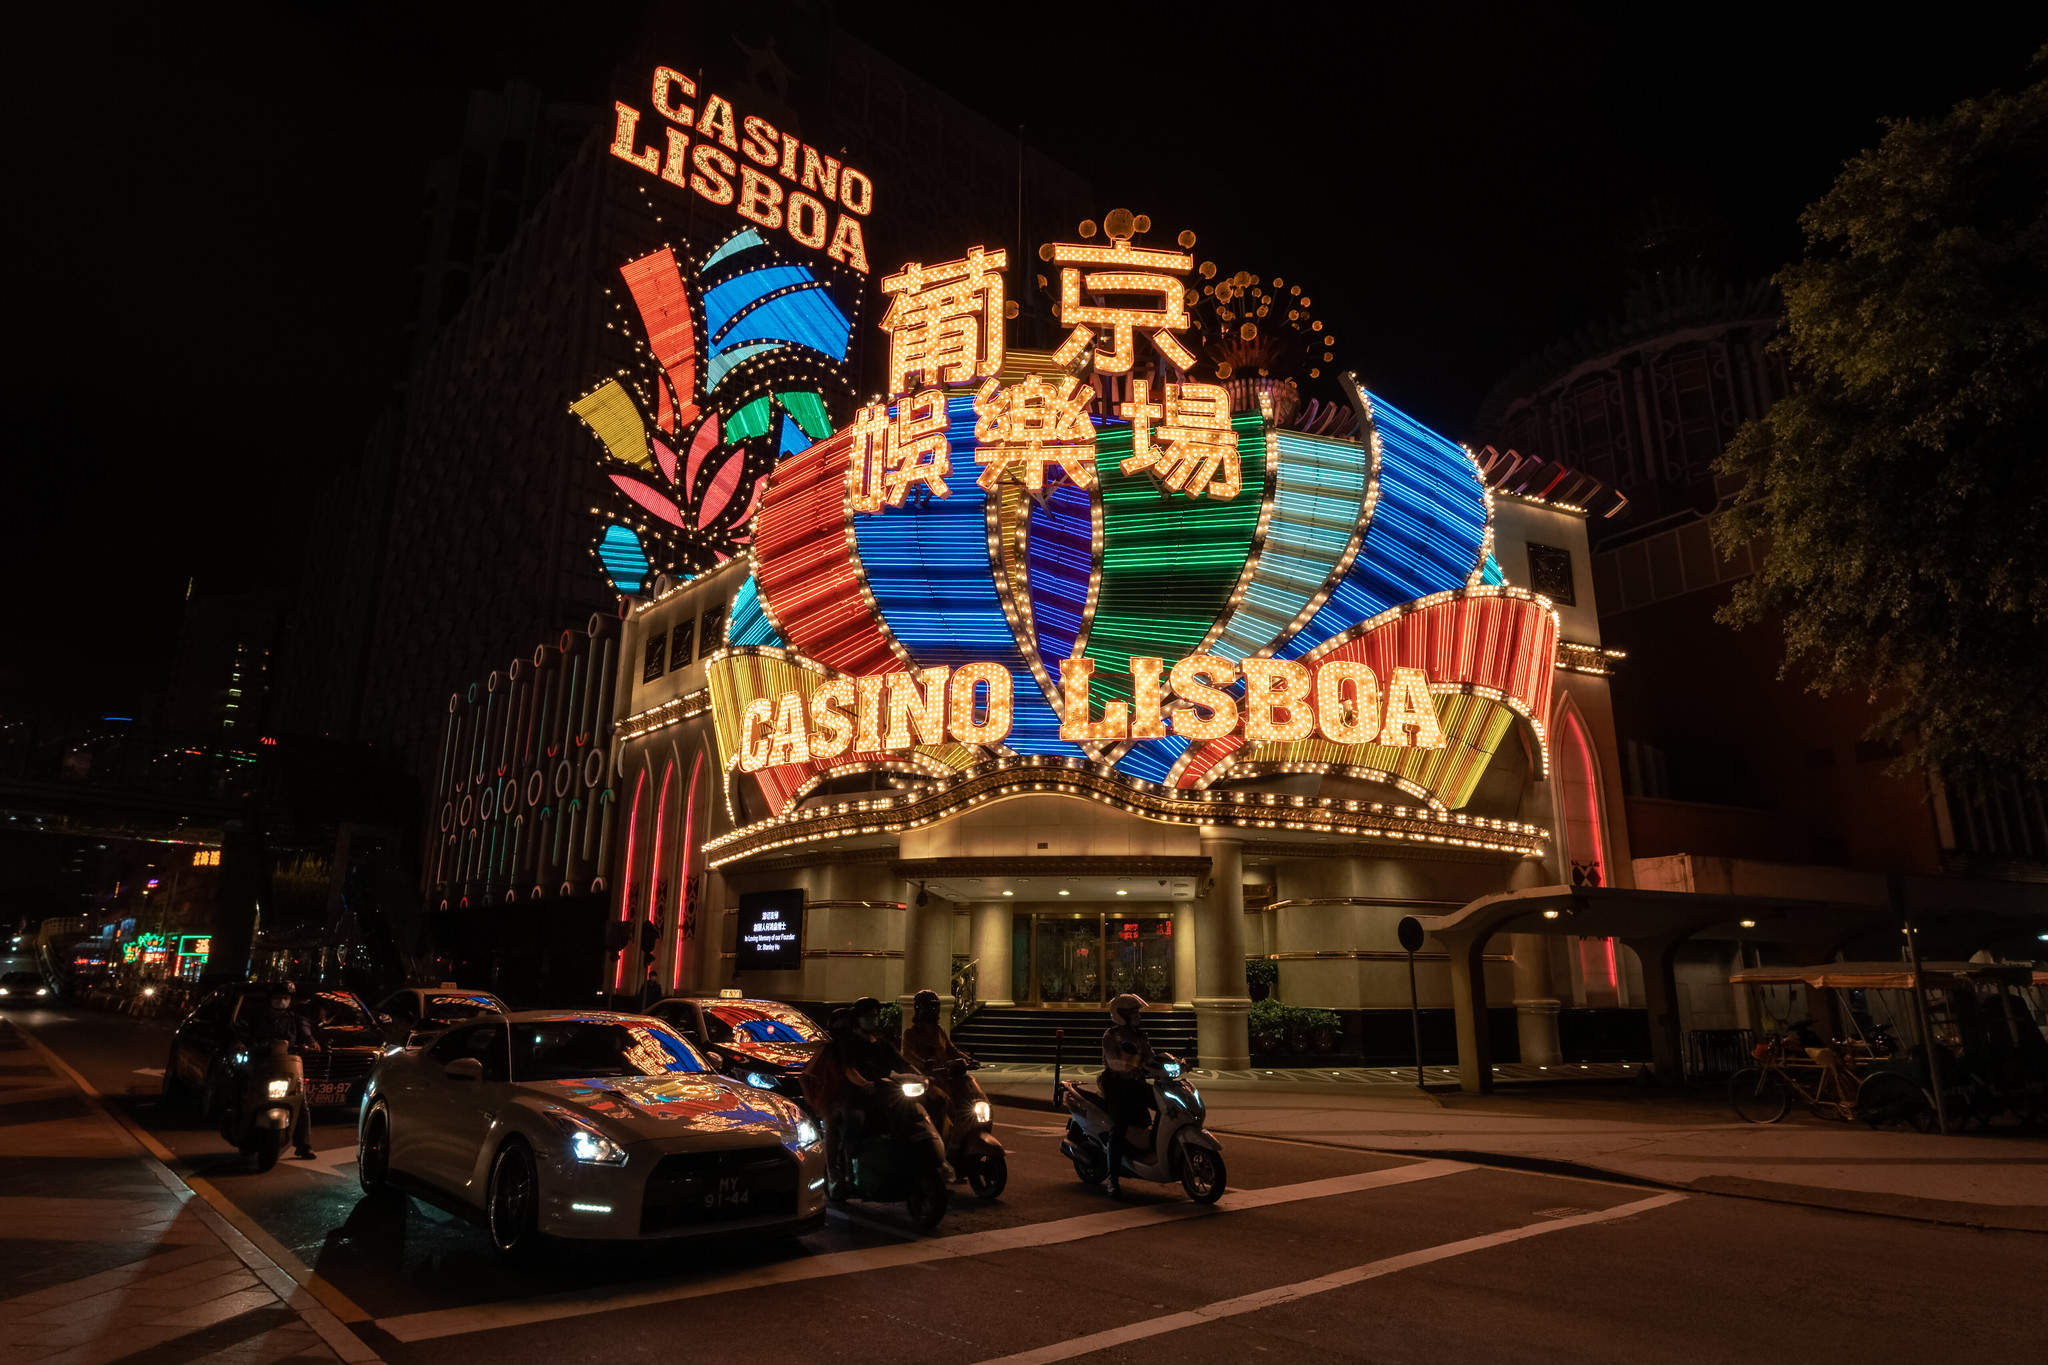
160, 592, 285, 737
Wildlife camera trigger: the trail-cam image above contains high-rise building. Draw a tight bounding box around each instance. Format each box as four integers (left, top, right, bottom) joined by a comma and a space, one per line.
160, 592, 285, 736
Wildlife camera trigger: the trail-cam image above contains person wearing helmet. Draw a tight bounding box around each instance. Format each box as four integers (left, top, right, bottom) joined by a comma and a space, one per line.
245, 983, 321, 1159
1100, 993, 1161, 1195
901, 988, 972, 1124
844, 995, 951, 1179
802, 1008, 858, 1198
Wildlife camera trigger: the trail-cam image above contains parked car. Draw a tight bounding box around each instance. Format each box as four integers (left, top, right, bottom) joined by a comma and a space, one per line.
0, 970, 50, 1001
373, 985, 509, 1046
357, 1011, 827, 1256
163, 983, 386, 1115
646, 993, 826, 1103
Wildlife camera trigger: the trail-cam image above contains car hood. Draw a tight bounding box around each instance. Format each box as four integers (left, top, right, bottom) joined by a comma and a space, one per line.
523, 1073, 799, 1142
724, 1040, 821, 1070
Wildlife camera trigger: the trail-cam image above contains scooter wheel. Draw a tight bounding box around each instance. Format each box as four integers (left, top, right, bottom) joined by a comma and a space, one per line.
244, 1128, 285, 1173
1178, 1141, 1226, 1204
1071, 1154, 1106, 1188
906, 1169, 948, 1230
967, 1151, 1008, 1201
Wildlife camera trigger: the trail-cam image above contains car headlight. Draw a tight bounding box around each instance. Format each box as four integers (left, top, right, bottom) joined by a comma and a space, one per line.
973, 1100, 991, 1124
795, 1118, 821, 1150
899, 1079, 926, 1098
745, 1071, 777, 1090
1, 987, 10, 995
267, 1079, 290, 1099
36, 988, 46, 997
548, 1115, 628, 1166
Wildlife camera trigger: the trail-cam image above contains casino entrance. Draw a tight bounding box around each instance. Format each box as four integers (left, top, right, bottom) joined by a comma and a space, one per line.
1011, 912, 1176, 1006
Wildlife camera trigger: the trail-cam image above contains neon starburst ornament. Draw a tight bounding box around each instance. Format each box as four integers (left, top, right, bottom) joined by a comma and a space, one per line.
572, 228, 856, 594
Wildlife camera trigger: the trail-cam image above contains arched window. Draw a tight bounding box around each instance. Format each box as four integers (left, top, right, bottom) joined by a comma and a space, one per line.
1556, 703, 1607, 887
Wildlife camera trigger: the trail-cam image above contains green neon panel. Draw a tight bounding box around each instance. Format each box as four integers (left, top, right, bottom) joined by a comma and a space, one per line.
778, 390, 834, 440
1085, 412, 1268, 703
725, 395, 773, 442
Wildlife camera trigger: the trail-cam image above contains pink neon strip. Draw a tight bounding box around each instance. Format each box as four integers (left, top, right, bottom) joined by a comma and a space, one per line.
669, 749, 704, 989
615, 769, 646, 990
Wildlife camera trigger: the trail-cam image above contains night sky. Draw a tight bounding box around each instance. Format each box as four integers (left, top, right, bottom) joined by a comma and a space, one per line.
4, 2, 2040, 722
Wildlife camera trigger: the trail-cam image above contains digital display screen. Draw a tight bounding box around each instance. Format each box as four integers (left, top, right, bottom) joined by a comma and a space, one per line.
735, 890, 803, 973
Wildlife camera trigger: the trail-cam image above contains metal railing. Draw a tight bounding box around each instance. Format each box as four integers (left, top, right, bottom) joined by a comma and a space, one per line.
951, 956, 980, 1029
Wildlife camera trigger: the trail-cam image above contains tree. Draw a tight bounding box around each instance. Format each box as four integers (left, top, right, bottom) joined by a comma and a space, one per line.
1716, 53, 2048, 784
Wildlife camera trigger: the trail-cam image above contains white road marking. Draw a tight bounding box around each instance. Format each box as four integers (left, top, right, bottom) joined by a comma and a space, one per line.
375, 1158, 1472, 1341
289, 1146, 360, 1181
970, 1192, 1688, 1365
134, 1067, 165, 1077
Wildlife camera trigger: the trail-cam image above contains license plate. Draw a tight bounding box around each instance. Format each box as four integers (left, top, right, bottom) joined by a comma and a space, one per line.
305, 1081, 350, 1106
699, 1174, 753, 1211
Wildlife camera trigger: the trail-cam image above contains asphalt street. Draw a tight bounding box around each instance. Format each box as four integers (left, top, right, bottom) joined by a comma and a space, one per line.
7, 978, 2046, 1364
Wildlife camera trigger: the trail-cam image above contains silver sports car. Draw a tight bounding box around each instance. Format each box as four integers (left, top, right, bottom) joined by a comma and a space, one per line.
357, 1010, 827, 1255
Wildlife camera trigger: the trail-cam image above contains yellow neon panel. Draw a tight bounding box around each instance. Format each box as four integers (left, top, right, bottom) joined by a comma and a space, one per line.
571, 380, 654, 470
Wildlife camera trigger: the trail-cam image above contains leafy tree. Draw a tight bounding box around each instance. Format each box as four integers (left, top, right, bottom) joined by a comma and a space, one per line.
1716, 53, 2048, 783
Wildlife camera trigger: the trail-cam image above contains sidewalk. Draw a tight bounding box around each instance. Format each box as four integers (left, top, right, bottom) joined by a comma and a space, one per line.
985, 1063, 2048, 1233
0, 1020, 379, 1365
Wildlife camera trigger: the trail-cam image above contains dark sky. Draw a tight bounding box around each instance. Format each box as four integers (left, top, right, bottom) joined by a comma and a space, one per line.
3, 2, 2040, 722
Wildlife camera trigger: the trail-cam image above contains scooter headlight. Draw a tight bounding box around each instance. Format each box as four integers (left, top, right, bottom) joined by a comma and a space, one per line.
900, 1079, 926, 1099
1163, 1061, 1183, 1078
266, 1078, 290, 1099
973, 1100, 991, 1124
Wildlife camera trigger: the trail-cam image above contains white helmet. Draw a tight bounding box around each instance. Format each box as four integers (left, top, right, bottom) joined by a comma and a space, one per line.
1110, 993, 1147, 1026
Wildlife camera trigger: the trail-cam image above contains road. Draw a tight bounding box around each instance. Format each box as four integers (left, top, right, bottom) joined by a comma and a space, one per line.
6, 977, 2046, 1363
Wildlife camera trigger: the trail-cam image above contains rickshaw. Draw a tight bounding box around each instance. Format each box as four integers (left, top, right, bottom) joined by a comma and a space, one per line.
1725, 961, 2048, 1132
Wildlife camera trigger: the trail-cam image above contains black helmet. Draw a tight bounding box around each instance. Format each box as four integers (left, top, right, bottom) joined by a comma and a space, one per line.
827, 1007, 854, 1038
912, 988, 941, 1024
852, 995, 882, 1029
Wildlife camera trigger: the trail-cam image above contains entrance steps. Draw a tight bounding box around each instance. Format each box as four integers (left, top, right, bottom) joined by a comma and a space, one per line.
953, 1006, 1199, 1066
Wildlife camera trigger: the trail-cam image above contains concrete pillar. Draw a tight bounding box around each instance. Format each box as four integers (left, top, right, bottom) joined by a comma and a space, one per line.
900, 880, 952, 1013
1446, 932, 1494, 1093
971, 903, 1014, 1006
1172, 902, 1197, 1007
1511, 932, 1562, 1066
1194, 838, 1251, 1070
1625, 936, 1686, 1084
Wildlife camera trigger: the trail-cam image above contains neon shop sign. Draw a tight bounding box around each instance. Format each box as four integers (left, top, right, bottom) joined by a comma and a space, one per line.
610, 65, 875, 273
734, 655, 1445, 773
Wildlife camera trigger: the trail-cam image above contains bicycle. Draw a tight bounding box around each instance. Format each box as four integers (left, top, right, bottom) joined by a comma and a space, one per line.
1729, 1034, 1868, 1123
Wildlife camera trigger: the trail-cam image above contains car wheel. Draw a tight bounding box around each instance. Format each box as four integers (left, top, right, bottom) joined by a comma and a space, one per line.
359, 1105, 397, 1197
905, 1168, 948, 1230
1177, 1139, 1226, 1205
966, 1151, 1007, 1201
486, 1139, 542, 1259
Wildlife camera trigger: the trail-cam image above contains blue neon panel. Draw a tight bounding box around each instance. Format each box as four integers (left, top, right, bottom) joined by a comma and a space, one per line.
1026, 481, 1092, 667
726, 574, 785, 648
1210, 429, 1373, 662
701, 228, 766, 272
703, 265, 817, 340
597, 525, 650, 596
1274, 392, 1489, 659
777, 413, 813, 456
713, 287, 851, 362
1116, 733, 1189, 784
851, 395, 1083, 759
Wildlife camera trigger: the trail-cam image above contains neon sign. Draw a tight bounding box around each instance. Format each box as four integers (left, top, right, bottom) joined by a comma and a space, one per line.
611, 66, 873, 274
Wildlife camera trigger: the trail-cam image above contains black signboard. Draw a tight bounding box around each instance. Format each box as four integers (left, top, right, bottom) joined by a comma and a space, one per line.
736, 889, 804, 972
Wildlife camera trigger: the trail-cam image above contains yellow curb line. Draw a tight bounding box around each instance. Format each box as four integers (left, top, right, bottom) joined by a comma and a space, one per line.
12, 1023, 379, 1330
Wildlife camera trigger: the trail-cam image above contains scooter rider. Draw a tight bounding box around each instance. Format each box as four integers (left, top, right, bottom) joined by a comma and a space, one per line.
901, 988, 972, 1122
846, 996, 950, 1178
246, 984, 322, 1159
1100, 993, 1160, 1196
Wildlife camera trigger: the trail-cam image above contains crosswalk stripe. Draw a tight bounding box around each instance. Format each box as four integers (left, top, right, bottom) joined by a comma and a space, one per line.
970, 1192, 1688, 1365
375, 1158, 1472, 1341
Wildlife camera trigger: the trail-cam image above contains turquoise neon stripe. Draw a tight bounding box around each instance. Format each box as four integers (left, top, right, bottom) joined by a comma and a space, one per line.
1208, 428, 1372, 662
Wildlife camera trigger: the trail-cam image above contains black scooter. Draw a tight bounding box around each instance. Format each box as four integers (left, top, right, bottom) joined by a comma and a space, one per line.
221, 1040, 304, 1172
936, 1057, 1007, 1200
841, 1073, 952, 1229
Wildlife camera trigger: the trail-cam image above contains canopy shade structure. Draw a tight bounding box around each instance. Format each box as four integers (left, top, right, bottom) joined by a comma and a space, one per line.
1731, 962, 2044, 991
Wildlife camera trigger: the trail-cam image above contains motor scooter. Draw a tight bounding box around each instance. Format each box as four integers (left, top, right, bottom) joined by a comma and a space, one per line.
1052, 1028, 1226, 1203
220, 1040, 303, 1172
842, 1072, 952, 1229
935, 1057, 1007, 1199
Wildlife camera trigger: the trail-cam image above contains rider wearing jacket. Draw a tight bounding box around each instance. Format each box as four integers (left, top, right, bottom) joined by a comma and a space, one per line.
245, 984, 322, 1159
901, 988, 971, 1123
1100, 993, 1160, 1196
844, 995, 950, 1179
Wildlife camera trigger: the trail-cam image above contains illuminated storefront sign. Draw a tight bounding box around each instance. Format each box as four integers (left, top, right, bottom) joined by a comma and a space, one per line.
178, 936, 212, 958
610, 65, 873, 273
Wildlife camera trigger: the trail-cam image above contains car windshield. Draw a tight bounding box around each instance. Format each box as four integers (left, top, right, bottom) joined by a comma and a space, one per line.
510, 1018, 709, 1081
705, 1003, 824, 1045
0, 972, 41, 987
244, 991, 377, 1038
422, 994, 502, 1023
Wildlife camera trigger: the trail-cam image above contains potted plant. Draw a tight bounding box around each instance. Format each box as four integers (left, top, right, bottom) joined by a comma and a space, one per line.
1246, 959, 1278, 1002
1249, 997, 1286, 1056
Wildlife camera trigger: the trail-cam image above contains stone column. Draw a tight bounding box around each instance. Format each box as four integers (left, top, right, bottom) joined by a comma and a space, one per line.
899, 880, 952, 1014
1172, 902, 1197, 1007
1445, 931, 1495, 1093
1511, 933, 1562, 1066
971, 903, 1014, 1006
1623, 935, 1687, 1085
1194, 837, 1251, 1070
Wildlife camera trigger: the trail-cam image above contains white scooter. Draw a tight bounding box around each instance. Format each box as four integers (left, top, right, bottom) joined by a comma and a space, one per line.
1052, 1028, 1226, 1203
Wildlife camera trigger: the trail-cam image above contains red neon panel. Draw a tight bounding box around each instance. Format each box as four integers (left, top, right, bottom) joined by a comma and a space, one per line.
620, 248, 700, 428
752, 429, 899, 675
1176, 592, 1557, 788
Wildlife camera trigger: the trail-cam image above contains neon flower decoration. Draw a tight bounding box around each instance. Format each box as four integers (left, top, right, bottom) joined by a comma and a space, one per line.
572, 227, 858, 593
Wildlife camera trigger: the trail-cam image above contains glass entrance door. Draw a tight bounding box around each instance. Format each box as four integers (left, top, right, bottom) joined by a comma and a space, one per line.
1020, 913, 1173, 1005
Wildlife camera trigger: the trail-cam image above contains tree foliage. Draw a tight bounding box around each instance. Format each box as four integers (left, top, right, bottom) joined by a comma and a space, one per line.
1716, 54, 2048, 783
